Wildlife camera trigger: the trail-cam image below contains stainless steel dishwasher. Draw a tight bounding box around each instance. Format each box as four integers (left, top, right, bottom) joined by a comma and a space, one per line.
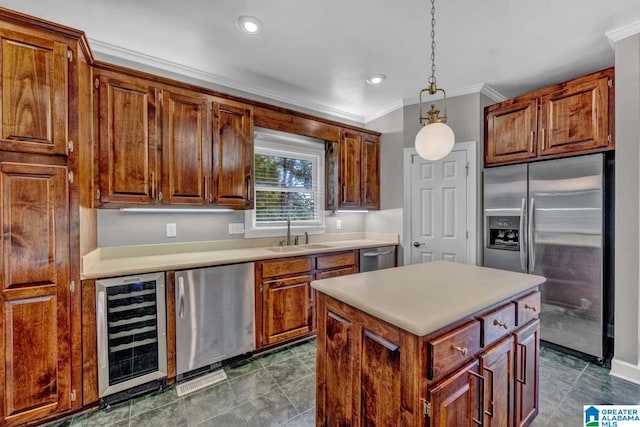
359, 246, 397, 271
174, 262, 255, 379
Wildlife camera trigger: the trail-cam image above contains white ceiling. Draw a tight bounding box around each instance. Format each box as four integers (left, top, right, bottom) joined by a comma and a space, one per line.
4, 0, 640, 124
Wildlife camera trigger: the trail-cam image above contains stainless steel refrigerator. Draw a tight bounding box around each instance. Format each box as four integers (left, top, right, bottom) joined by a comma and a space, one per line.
483, 153, 614, 361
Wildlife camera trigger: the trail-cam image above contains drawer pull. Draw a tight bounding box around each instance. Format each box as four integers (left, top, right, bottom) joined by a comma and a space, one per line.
452, 345, 468, 356
493, 319, 509, 329
524, 303, 538, 312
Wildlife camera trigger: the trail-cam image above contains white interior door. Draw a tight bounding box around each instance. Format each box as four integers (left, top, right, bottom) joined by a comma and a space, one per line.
409, 149, 468, 264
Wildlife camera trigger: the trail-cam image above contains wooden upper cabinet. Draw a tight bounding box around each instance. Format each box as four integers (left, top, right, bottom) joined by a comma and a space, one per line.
339, 131, 362, 207
212, 100, 253, 208
96, 72, 159, 205
485, 98, 538, 166
361, 134, 380, 209
539, 71, 611, 157
161, 89, 211, 205
0, 162, 71, 426
0, 28, 69, 156
485, 67, 614, 167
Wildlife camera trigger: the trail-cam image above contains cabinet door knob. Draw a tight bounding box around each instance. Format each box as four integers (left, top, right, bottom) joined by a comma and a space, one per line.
524, 303, 537, 312
493, 319, 509, 329
452, 345, 468, 356
413, 241, 425, 247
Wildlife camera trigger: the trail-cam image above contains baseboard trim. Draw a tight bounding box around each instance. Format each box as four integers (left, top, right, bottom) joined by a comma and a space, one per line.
610, 357, 640, 385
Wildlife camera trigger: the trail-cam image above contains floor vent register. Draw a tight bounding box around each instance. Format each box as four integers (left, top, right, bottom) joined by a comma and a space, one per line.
176, 369, 227, 397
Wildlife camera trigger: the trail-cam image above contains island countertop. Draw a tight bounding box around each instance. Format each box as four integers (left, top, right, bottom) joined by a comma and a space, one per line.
310, 260, 545, 336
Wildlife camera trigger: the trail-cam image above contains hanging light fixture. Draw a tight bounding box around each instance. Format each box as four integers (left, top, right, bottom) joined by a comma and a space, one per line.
415, 0, 455, 161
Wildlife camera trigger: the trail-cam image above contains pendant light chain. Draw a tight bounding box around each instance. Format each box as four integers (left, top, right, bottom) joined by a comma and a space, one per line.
428, 0, 437, 85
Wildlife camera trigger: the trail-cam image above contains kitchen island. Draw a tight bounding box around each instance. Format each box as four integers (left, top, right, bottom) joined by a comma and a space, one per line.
311, 260, 545, 427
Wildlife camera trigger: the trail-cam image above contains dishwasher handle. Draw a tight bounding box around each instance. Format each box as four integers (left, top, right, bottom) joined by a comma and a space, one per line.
178, 276, 185, 318
363, 250, 394, 257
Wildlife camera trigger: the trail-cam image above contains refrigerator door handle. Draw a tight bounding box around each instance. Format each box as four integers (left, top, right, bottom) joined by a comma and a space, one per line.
528, 197, 536, 272
519, 198, 527, 272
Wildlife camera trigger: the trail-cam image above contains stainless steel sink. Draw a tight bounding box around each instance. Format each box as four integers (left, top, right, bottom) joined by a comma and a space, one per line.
267, 246, 304, 253
300, 243, 333, 250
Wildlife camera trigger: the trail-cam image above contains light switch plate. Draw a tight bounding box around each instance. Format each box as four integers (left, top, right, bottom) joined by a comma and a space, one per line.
336, 219, 342, 230
228, 223, 245, 234
166, 223, 177, 237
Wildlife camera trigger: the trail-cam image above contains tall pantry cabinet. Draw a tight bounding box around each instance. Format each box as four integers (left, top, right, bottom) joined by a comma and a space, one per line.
0, 9, 91, 426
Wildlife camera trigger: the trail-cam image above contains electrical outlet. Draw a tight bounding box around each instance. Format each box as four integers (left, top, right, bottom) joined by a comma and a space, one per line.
336, 219, 342, 230
166, 223, 177, 238
228, 223, 245, 234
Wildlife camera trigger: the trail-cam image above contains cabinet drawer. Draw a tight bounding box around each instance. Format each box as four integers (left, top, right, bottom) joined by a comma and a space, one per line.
260, 257, 314, 278
515, 291, 540, 326
427, 320, 481, 382
315, 266, 358, 280
264, 274, 314, 289
479, 303, 516, 347
316, 251, 357, 270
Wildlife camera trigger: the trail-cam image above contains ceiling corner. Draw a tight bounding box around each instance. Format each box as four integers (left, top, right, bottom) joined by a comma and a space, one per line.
605, 20, 640, 45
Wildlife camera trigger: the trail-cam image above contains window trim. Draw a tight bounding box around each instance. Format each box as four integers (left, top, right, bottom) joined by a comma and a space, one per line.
244, 129, 326, 238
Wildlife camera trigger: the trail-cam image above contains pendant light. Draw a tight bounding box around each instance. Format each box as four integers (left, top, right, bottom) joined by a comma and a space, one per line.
415, 0, 455, 161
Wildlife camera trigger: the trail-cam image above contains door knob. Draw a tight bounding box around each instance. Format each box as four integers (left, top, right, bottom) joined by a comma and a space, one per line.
413, 242, 425, 247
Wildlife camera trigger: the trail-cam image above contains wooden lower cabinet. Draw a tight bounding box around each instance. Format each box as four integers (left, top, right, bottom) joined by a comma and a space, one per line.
0, 162, 72, 426
479, 336, 515, 427
262, 274, 313, 345
428, 360, 481, 427
255, 251, 358, 350
514, 320, 540, 427
316, 290, 540, 427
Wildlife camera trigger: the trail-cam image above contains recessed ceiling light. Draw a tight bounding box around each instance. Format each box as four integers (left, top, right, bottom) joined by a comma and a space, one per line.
366, 74, 387, 85
236, 16, 262, 35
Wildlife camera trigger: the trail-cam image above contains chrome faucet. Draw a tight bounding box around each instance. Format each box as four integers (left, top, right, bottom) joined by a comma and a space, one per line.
286, 217, 292, 246
304, 231, 309, 244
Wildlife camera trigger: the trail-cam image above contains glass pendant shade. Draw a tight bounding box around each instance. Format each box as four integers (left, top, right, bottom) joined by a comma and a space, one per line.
414, 122, 455, 161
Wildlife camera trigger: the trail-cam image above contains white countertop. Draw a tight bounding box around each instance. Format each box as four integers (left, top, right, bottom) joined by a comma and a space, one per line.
81, 232, 398, 279
311, 260, 545, 337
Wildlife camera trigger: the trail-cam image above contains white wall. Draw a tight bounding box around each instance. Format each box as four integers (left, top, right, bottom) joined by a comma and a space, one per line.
611, 33, 640, 382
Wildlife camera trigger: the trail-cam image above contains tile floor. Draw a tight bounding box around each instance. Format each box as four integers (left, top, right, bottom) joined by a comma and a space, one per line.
44, 339, 640, 427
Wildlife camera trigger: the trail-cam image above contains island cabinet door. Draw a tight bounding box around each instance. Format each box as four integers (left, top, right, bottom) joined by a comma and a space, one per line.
427, 359, 481, 427
514, 320, 539, 427
478, 335, 515, 427
262, 274, 312, 345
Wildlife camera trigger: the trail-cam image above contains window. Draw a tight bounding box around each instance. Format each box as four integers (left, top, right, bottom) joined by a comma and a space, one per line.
245, 129, 325, 237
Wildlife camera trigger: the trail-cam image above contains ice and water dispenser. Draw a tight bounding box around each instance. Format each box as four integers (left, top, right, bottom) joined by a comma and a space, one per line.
486, 216, 520, 251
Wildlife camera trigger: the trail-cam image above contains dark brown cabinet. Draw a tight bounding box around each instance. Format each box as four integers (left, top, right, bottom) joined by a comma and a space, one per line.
514, 320, 540, 427
255, 251, 358, 349
0, 28, 70, 156
326, 131, 381, 210
485, 67, 614, 167
161, 89, 211, 205
212, 99, 253, 208
95, 71, 159, 205
0, 162, 72, 426
428, 360, 481, 427
479, 336, 515, 427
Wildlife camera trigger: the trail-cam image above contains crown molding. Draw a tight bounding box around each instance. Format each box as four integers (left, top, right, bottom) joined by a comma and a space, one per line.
606, 20, 640, 45
402, 83, 506, 106
88, 38, 366, 124
364, 100, 404, 124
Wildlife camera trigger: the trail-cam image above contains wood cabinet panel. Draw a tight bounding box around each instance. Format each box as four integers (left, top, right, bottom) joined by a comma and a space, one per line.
262, 274, 312, 345
96, 73, 158, 204
316, 251, 357, 270
322, 310, 355, 426
540, 73, 610, 156
514, 320, 539, 427
479, 336, 515, 427
161, 90, 211, 205
261, 257, 314, 278
485, 98, 538, 166
479, 302, 516, 347
339, 131, 362, 207
362, 135, 380, 209
0, 162, 71, 426
213, 100, 253, 208
315, 266, 358, 280
428, 359, 481, 427
361, 328, 401, 426
428, 320, 480, 382
515, 291, 540, 327
0, 29, 68, 156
